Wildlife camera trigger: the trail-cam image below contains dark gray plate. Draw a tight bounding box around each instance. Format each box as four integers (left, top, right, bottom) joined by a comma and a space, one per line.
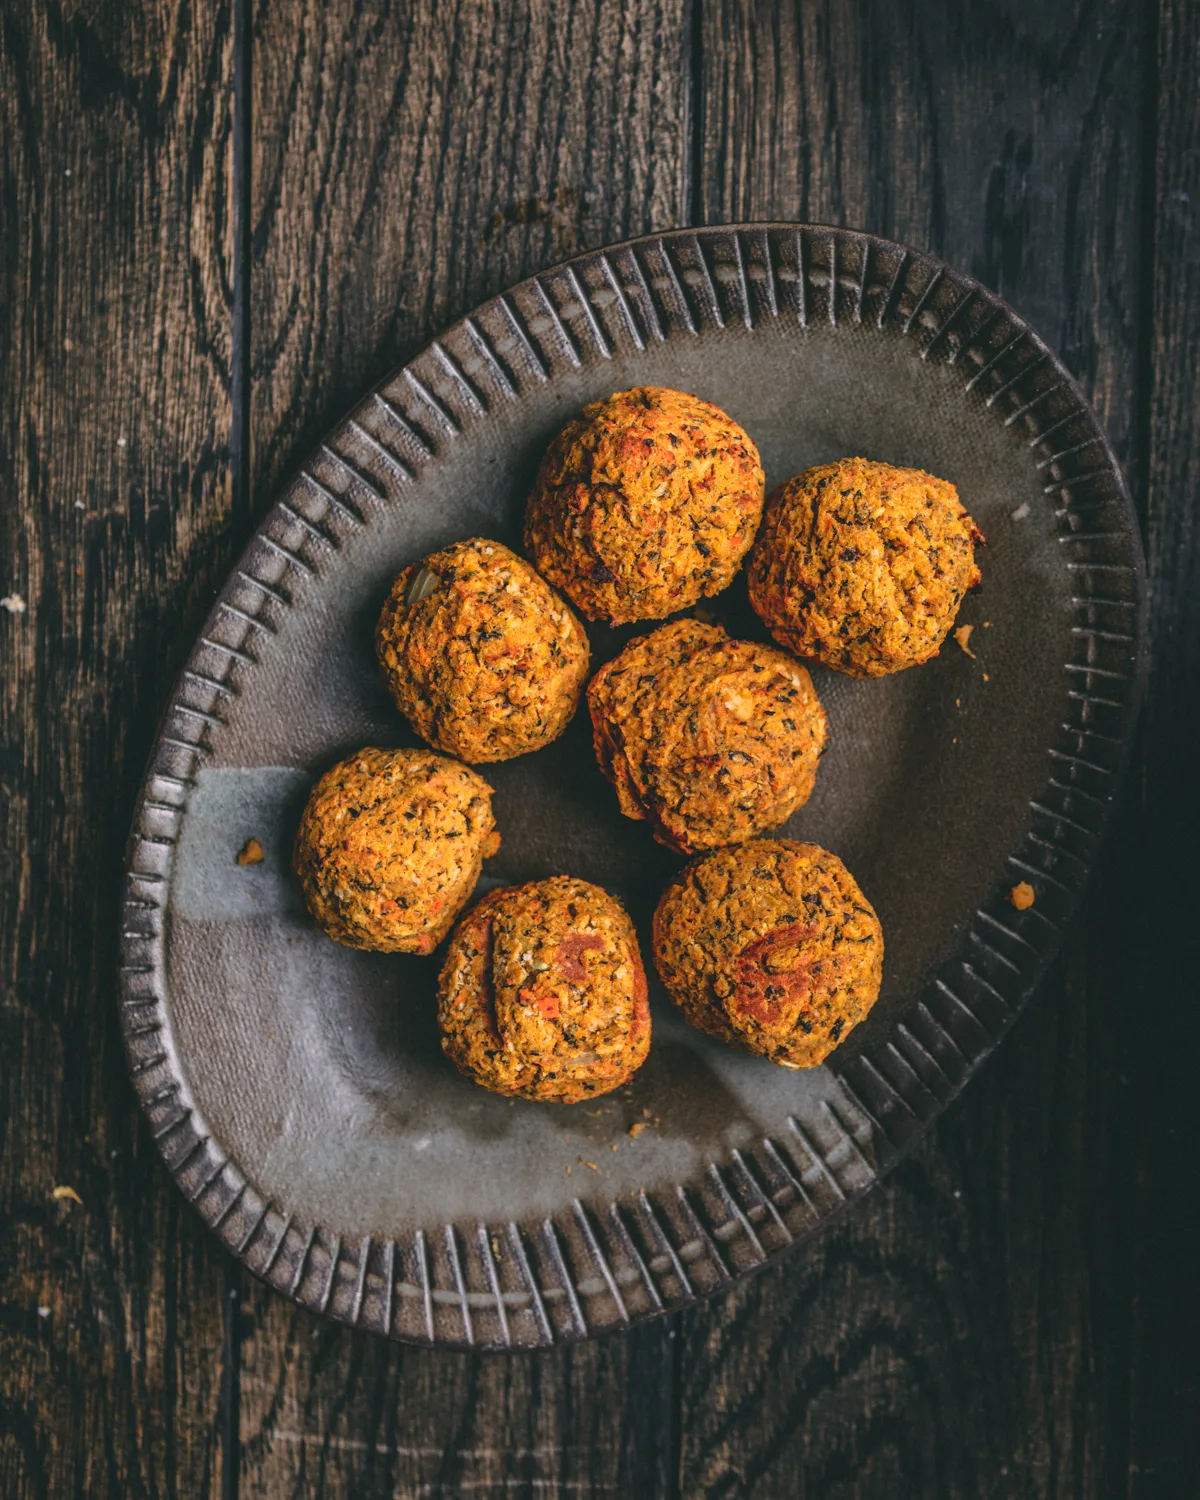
121, 225, 1145, 1349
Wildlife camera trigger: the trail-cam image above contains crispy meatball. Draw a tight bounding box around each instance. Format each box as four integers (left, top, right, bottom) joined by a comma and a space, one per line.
438, 877, 650, 1102
524, 386, 765, 624
376, 539, 590, 763
747, 458, 983, 678
653, 840, 882, 1068
588, 619, 828, 854
293, 748, 500, 954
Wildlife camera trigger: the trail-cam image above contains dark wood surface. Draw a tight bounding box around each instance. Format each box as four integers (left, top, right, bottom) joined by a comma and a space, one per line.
2, 1, 1197, 1496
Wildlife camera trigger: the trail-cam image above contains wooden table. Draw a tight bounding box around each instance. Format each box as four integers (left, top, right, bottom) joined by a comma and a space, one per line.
3, 3, 1198, 1495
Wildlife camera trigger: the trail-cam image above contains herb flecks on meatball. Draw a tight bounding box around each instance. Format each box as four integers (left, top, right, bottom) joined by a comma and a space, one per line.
588, 619, 828, 853
377, 539, 590, 763
438, 877, 650, 1102
525, 386, 765, 625
748, 458, 983, 678
653, 840, 882, 1068
293, 748, 499, 954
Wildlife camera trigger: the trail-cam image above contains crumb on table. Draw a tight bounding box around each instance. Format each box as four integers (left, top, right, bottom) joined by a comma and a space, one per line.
236, 837, 265, 866
1010, 881, 1036, 911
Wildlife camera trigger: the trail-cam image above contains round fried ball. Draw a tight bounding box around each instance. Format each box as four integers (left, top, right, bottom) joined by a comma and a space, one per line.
525, 386, 765, 625
588, 619, 828, 854
653, 840, 882, 1068
747, 458, 983, 678
438, 877, 650, 1102
376, 539, 590, 763
293, 748, 500, 954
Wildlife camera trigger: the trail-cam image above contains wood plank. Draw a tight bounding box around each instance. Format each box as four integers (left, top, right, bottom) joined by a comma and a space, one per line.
0, 2, 236, 1495
681, 2, 1149, 1494
239, 4, 688, 1494
1126, 0, 1200, 1493
696, 0, 1142, 459
249, 0, 689, 502
239, 1306, 677, 1499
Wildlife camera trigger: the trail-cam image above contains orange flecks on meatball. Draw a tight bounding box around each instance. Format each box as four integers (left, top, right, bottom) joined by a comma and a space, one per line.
588, 618, 828, 853
525, 386, 765, 624
293, 747, 499, 954
747, 458, 983, 678
377, 539, 589, 762
438, 877, 650, 1102
653, 840, 882, 1068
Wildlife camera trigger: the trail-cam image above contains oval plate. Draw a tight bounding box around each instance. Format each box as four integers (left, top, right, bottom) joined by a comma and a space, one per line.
121, 225, 1145, 1349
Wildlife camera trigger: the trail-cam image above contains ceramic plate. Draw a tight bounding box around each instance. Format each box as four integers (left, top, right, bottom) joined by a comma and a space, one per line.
121, 225, 1145, 1348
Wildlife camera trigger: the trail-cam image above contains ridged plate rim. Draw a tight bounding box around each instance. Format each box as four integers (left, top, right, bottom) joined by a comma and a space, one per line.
119, 223, 1147, 1349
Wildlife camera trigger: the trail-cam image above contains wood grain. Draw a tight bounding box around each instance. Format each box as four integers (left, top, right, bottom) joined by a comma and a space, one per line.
238, 1305, 677, 1499
4, 1, 1196, 1495
681, 2, 1153, 1495
696, 0, 1143, 457
238, 3, 688, 1494
0, 2, 238, 1495
248, 0, 689, 502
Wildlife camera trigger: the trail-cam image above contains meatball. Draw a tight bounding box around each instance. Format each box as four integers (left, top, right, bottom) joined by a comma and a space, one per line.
588, 619, 828, 854
653, 840, 882, 1068
438, 877, 650, 1102
524, 386, 765, 624
376, 539, 590, 763
293, 748, 500, 954
747, 458, 983, 678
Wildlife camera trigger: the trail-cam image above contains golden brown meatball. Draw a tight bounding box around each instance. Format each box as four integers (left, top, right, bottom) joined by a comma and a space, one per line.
376, 539, 590, 763
293, 748, 500, 954
524, 386, 765, 624
653, 840, 882, 1068
588, 619, 828, 854
438, 877, 650, 1102
747, 458, 983, 678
